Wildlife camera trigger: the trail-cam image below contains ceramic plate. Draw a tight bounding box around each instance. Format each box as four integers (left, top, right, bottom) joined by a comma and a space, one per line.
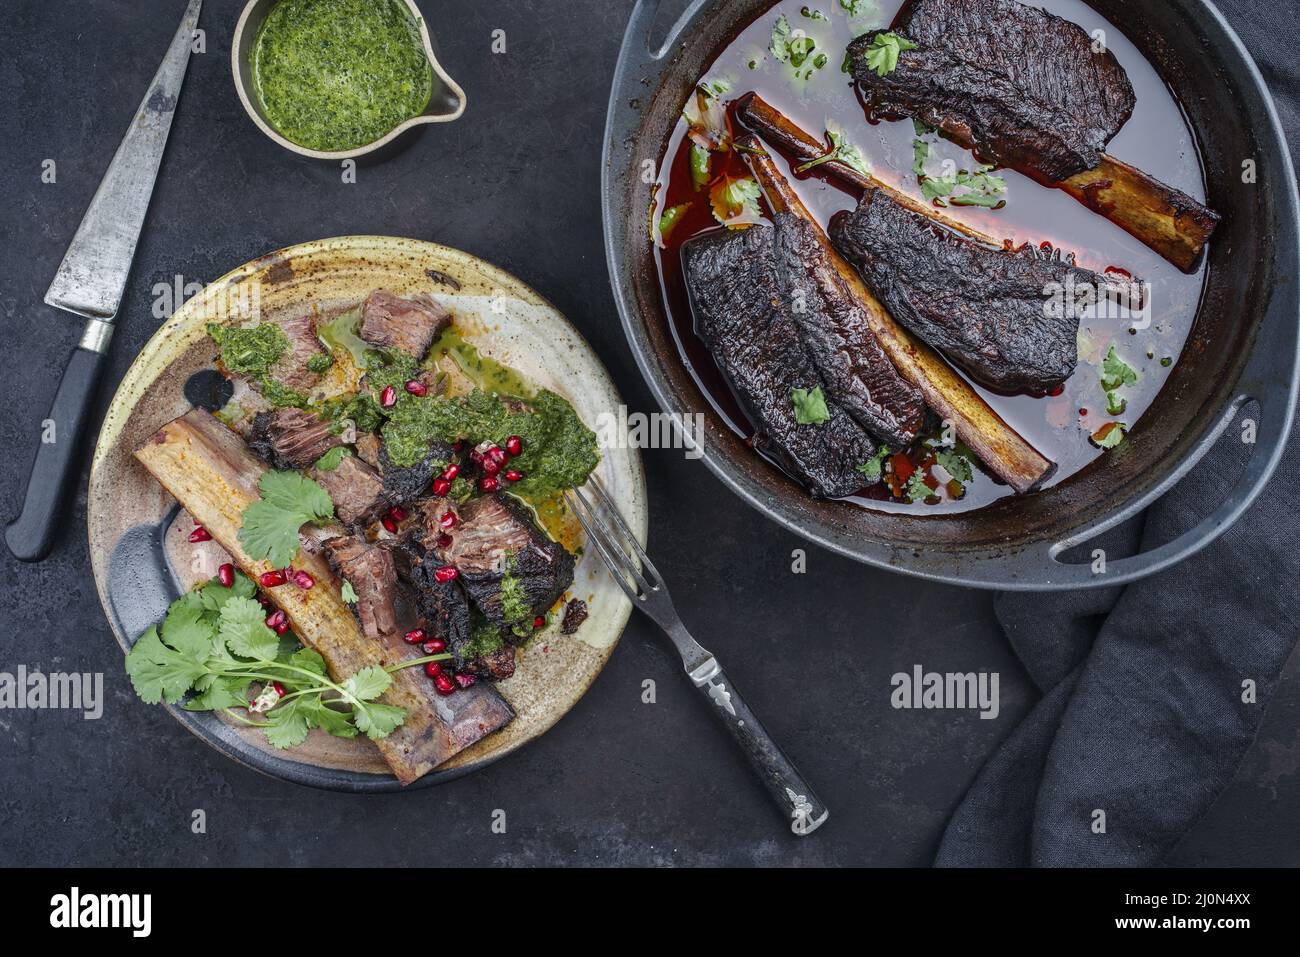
88, 235, 645, 791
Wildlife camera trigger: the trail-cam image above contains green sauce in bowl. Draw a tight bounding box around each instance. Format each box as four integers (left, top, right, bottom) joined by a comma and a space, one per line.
250, 0, 434, 152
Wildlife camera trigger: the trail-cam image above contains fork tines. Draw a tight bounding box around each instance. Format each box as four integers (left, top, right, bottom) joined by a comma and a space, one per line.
564, 480, 661, 603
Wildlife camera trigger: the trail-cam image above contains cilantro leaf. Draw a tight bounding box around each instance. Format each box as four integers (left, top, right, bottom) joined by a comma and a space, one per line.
311, 703, 360, 739
197, 570, 256, 617
709, 174, 763, 228
856, 446, 892, 482
160, 597, 216, 662
1100, 345, 1139, 392
219, 596, 281, 661
840, 0, 876, 17
340, 580, 359, 605
863, 31, 918, 77
342, 665, 392, 703
796, 126, 871, 177
238, 471, 335, 567
289, 647, 328, 675
125, 626, 210, 705
264, 697, 312, 749
1091, 422, 1128, 449
934, 448, 973, 484
771, 14, 793, 62
184, 675, 253, 712
922, 174, 958, 203
1105, 390, 1128, 415
906, 470, 934, 502
353, 701, 407, 740
792, 386, 831, 425
313, 446, 351, 471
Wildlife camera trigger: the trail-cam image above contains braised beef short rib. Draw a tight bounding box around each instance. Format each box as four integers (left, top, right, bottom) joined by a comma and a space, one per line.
831, 190, 1089, 393
360, 290, 451, 360
683, 224, 881, 498
311, 454, 387, 526
849, 0, 1136, 182
323, 535, 401, 639
248, 408, 342, 470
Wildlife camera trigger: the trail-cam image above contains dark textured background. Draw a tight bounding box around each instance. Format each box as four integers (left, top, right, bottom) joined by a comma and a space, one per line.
0, 0, 1295, 867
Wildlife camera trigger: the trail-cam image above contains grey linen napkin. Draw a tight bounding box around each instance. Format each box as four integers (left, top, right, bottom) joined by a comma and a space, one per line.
935, 0, 1300, 868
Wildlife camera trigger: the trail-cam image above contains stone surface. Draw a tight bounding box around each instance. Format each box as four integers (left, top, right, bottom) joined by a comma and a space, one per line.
0, 0, 1294, 866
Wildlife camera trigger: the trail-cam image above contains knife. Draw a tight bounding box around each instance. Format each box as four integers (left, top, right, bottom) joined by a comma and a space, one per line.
5, 0, 202, 562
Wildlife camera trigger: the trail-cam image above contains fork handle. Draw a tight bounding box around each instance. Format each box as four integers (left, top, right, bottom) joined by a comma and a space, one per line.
690, 659, 829, 835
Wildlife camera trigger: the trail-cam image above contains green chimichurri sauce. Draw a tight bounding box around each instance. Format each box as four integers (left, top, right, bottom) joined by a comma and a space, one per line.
250, 0, 434, 152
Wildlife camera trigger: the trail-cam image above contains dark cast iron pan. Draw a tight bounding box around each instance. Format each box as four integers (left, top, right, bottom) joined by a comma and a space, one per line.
602, 0, 1300, 590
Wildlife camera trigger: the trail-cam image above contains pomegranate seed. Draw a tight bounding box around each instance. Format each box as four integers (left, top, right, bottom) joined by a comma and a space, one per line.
433, 673, 457, 696
265, 610, 287, 631
218, 563, 235, 588
259, 570, 287, 588
439, 510, 457, 529
436, 533, 453, 549
481, 455, 500, 476
432, 478, 451, 497
424, 661, 443, 678
404, 379, 427, 396
273, 682, 286, 697
188, 525, 212, 543
505, 435, 522, 456
258, 595, 273, 609
434, 565, 459, 583
454, 672, 477, 689
488, 446, 508, 466
533, 616, 545, 629
504, 469, 523, 482
421, 638, 447, 654
380, 385, 397, 407
293, 570, 315, 589
403, 628, 427, 645
480, 476, 499, 493
381, 514, 398, 533
390, 506, 408, 522
469, 448, 484, 464
441, 463, 459, 481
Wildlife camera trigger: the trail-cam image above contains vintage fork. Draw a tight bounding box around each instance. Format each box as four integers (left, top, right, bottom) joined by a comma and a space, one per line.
565, 480, 828, 835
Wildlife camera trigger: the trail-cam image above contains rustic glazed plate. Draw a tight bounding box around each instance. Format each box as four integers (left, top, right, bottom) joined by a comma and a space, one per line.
88, 235, 645, 791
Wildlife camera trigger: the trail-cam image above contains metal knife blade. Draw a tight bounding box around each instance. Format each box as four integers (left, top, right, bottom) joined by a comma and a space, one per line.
43, 0, 202, 322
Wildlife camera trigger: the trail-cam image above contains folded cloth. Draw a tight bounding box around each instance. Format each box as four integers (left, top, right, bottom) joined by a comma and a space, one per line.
936, 0, 1299, 867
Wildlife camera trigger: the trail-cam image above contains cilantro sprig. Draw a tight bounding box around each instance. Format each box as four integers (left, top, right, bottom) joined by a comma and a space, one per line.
791, 386, 831, 425
796, 125, 871, 177
238, 470, 336, 568
125, 572, 450, 749
862, 31, 918, 77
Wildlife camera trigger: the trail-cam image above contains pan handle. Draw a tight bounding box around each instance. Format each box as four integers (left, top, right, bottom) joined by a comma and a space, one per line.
627, 0, 709, 60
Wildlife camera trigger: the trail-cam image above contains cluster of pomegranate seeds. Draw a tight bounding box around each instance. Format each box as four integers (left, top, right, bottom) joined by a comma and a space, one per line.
433, 565, 459, 583
218, 563, 235, 588
382, 505, 408, 533
259, 569, 287, 588
292, 570, 315, 590
188, 525, 212, 543
404, 379, 427, 396
265, 610, 289, 635
379, 385, 398, 407
403, 628, 426, 645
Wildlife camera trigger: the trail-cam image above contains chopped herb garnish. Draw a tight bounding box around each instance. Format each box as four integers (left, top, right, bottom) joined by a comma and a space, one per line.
934, 447, 973, 484
307, 352, 334, 373
1091, 422, 1127, 449
839, 0, 876, 17
856, 446, 891, 481
802, 6, 829, 21
340, 580, 358, 604
313, 446, 351, 471
791, 386, 831, 425
906, 470, 934, 502
796, 125, 871, 177
1100, 344, 1139, 392
709, 174, 763, 228
770, 14, 794, 62
690, 143, 712, 190
862, 31, 918, 77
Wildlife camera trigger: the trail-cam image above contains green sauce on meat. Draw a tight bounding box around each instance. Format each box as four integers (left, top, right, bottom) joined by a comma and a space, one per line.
207, 322, 287, 378
250, 0, 433, 152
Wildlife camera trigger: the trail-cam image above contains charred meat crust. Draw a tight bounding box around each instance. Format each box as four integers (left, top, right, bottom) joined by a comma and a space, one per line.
684, 224, 879, 498
831, 191, 1084, 393
359, 290, 452, 361
850, 0, 1135, 183
247, 408, 343, 470
772, 212, 925, 446
410, 558, 517, 680
560, 598, 589, 635
379, 438, 456, 507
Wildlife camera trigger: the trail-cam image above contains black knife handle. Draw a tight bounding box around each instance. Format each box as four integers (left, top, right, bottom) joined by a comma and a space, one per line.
690, 660, 829, 835
5, 343, 108, 562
